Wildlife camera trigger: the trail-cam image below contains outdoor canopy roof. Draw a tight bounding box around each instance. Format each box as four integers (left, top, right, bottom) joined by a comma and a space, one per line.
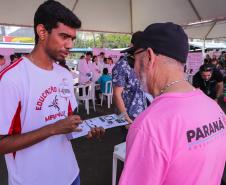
0, 0, 226, 39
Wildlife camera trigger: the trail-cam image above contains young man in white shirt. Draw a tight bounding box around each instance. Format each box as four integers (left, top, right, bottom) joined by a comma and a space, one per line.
0, 1, 104, 185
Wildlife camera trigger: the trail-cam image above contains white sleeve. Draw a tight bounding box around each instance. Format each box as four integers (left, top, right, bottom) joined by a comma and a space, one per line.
0, 78, 21, 135
77, 60, 87, 76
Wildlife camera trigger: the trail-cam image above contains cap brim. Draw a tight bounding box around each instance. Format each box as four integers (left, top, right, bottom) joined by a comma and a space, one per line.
120, 47, 136, 54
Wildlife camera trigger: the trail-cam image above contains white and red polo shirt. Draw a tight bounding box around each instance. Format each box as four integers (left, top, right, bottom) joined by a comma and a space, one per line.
0, 57, 79, 185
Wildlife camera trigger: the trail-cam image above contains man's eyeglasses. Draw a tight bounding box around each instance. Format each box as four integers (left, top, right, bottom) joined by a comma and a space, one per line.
133, 48, 159, 56
127, 54, 135, 68
133, 48, 147, 56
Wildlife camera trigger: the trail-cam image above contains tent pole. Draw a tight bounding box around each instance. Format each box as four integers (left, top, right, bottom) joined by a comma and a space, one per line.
130, 0, 133, 34
188, 0, 202, 20
72, 0, 79, 12
202, 39, 206, 62
202, 21, 216, 61
205, 21, 217, 39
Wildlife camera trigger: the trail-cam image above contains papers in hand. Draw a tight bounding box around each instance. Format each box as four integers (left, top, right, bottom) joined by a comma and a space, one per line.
66, 114, 128, 140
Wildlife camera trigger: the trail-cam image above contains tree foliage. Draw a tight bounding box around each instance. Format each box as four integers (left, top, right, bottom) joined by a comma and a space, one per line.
74, 32, 131, 48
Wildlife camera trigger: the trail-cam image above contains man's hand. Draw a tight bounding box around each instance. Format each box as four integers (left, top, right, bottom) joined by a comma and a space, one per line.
86, 127, 105, 139
0, 115, 82, 155
122, 112, 133, 129
50, 115, 82, 135
124, 114, 133, 124
125, 124, 131, 129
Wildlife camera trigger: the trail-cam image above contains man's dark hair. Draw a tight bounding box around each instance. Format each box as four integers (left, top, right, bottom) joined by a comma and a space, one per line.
199, 64, 213, 73
103, 57, 107, 63
108, 57, 113, 61
92, 55, 97, 63
119, 55, 124, 60
86, 51, 93, 57
103, 68, 108, 75
204, 58, 209, 64
10, 54, 18, 62
0, 55, 4, 60
80, 55, 85, 59
34, 0, 81, 44
59, 60, 70, 71
100, 52, 105, 56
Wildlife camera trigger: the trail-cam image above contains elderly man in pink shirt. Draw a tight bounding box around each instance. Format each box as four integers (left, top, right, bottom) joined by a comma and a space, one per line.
119, 22, 226, 185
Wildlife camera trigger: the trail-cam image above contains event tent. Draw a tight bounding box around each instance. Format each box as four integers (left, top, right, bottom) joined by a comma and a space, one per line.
0, 0, 226, 39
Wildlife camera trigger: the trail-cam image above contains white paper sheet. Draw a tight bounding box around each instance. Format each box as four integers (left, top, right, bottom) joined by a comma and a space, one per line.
66, 114, 128, 140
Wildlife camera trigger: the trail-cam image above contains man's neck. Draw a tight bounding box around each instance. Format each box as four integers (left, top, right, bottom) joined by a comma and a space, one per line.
153, 73, 194, 96
28, 47, 54, 70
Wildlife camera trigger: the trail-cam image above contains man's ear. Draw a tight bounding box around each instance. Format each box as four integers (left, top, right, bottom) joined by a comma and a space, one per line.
36, 24, 47, 42
147, 48, 156, 68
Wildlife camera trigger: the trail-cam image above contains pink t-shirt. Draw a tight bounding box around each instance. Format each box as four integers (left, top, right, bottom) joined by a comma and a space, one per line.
119, 90, 226, 185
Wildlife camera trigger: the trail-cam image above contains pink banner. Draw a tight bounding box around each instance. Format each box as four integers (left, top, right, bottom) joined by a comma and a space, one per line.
93, 48, 122, 63
186, 52, 203, 75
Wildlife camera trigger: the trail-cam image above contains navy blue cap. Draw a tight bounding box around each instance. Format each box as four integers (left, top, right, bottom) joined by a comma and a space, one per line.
122, 22, 189, 63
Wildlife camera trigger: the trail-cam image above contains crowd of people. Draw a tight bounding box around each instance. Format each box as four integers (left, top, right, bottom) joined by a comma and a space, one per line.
204, 53, 226, 70
0, 54, 20, 72
193, 54, 225, 102
0, 1, 226, 185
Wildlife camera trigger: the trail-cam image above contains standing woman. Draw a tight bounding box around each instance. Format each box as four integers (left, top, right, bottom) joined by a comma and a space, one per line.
106, 57, 115, 75
92, 55, 102, 82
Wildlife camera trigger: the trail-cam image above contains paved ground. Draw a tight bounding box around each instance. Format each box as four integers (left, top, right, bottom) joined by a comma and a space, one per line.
1, 98, 226, 185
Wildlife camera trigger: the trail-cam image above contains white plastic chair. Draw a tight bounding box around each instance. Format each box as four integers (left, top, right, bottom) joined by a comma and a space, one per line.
74, 83, 96, 115
101, 81, 113, 108
112, 142, 126, 185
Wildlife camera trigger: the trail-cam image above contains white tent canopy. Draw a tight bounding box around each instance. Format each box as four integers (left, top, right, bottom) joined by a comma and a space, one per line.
184, 20, 226, 39
0, 0, 226, 38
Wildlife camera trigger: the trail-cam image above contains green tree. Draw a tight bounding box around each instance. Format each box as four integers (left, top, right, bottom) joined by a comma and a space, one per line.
73, 32, 131, 49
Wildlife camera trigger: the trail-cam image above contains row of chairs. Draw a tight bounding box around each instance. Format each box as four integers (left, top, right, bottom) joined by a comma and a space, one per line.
74, 81, 113, 114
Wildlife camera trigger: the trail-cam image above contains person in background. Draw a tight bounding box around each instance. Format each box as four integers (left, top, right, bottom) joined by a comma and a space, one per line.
77, 52, 93, 96
0, 55, 6, 72
205, 54, 212, 64
78, 51, 93, 84
219, 51, 226, 69
103, 57, 107, 66
0, 1, 104, 185
79, 55, 85, 60
112, 31, 146, 141
119, 22, 226, 185
59, 60, 70, 71
106, 57, 115, 75
97, 68, 112, 94
193, 63, 223, 102
95, 68, 112, 104
10, 54, 19, 64
212, 54, 217, 61
98, 52, 105, 67
91, 55, 102, 82
211, 58, 223, 71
